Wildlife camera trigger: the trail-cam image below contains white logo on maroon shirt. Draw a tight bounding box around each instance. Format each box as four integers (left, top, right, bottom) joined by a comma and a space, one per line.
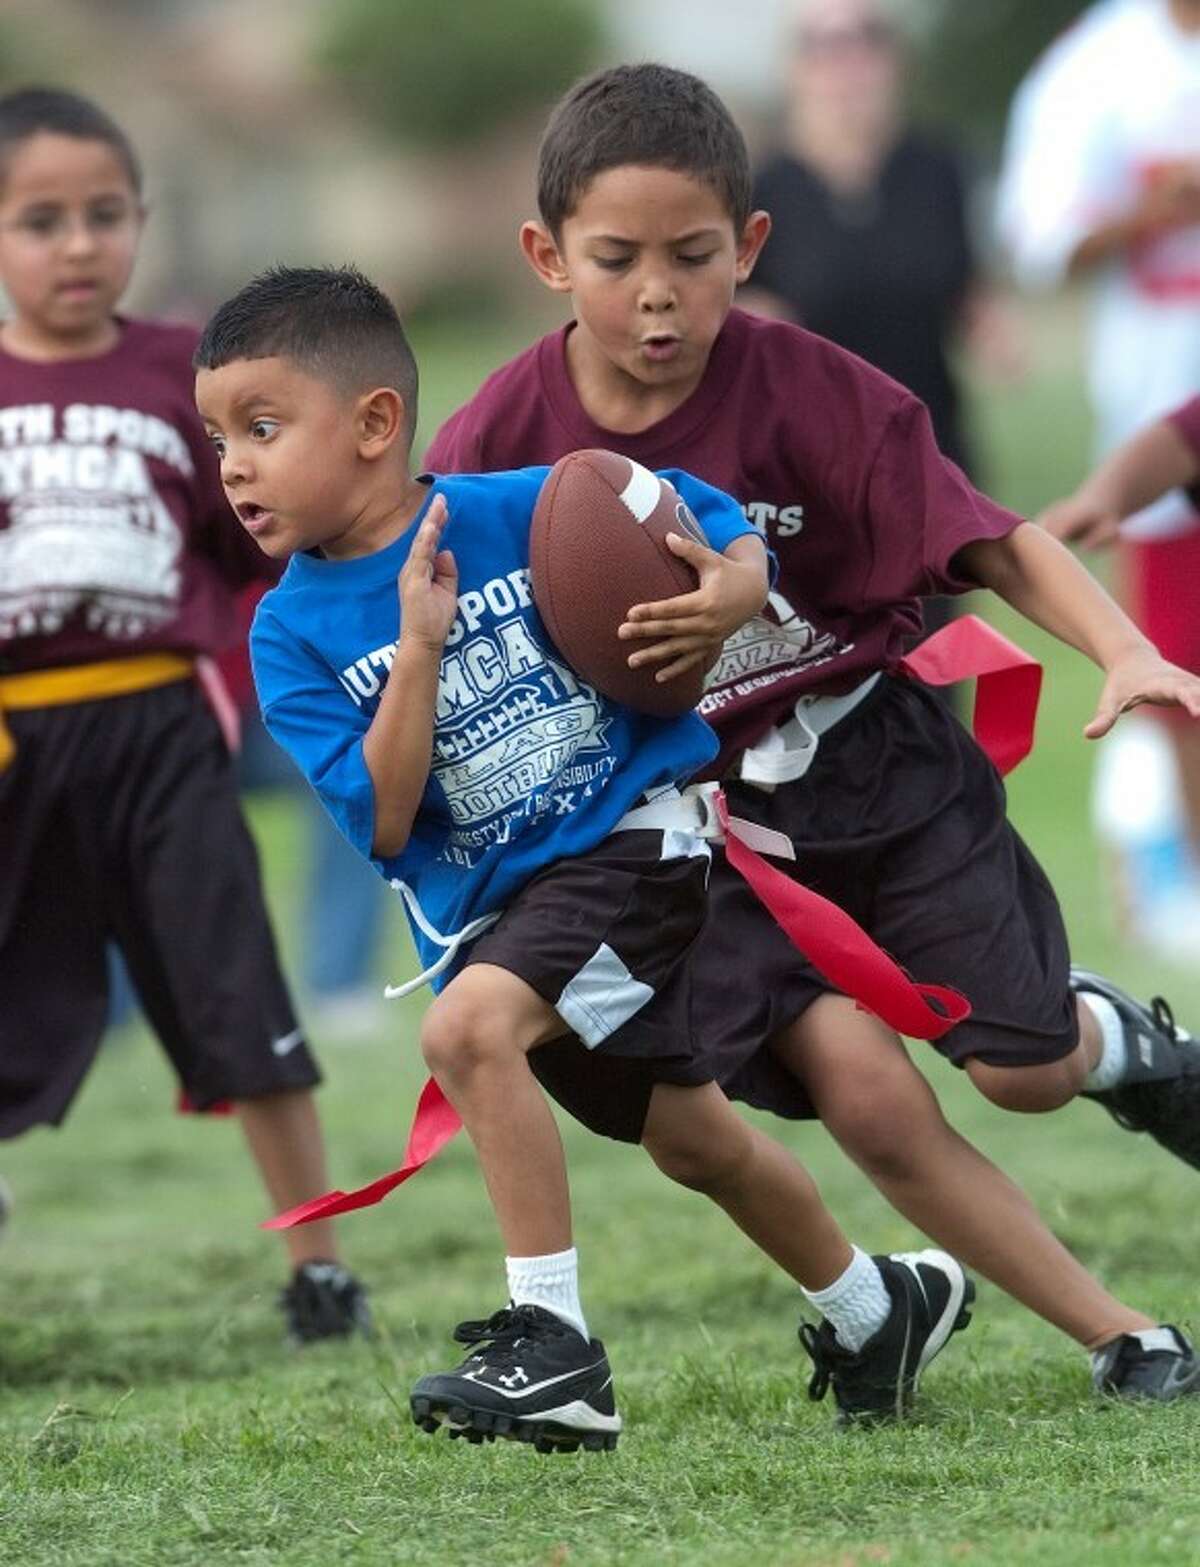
743, 500, 805, 538
0, 403, 187, 641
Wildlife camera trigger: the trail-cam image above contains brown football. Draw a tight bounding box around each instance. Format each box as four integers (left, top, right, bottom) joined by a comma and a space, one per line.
529, 449, 709, 717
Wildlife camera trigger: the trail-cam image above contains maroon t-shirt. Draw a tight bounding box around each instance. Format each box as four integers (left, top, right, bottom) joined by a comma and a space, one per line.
426, 308, 1022, 763
0, 317, 275, 674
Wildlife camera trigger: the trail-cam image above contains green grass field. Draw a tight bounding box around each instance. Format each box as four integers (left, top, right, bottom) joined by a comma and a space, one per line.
4, 305, 1200, 1567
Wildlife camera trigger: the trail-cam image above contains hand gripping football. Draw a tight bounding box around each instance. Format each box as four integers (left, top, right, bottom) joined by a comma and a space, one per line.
530, 449, 709, 717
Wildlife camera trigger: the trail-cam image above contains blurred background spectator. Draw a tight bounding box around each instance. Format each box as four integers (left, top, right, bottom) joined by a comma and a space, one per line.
741, 0, 1022, 479
738, 0, 1025, 671
998, 0, 1200, 955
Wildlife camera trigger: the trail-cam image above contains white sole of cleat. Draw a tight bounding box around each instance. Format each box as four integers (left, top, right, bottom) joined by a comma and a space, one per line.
411, 1393, 621, 1452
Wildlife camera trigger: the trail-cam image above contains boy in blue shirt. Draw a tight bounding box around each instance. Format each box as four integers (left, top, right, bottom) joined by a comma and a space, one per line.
194, 265, 974, 1447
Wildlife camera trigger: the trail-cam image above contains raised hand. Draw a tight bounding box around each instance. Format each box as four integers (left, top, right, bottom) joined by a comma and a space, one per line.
398, 493, 458, 652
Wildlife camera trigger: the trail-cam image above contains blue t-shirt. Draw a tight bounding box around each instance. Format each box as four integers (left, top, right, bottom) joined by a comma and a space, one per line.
251, 466, 759, 986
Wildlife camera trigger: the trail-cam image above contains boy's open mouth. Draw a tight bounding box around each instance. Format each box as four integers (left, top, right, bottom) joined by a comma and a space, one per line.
236, 502, 274, 531
641, 333, 681, 361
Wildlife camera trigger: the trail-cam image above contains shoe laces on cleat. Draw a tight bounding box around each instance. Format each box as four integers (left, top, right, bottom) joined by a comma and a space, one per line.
451, 1303, 574, 1365
799, 1320, 853, 1405
1150, 996, 1182, 1042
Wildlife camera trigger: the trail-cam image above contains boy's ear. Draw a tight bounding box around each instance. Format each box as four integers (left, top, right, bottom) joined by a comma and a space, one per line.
520, 220, 572, 293
734, 210, 773, 285
356, 387, 407, 460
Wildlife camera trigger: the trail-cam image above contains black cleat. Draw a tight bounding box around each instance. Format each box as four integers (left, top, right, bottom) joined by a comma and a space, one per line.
1092, 1326, 1200, 1401
410, 1303, 621, 1452
801, 1249, 974, 1426
1072, 968, 1200, 1169
279, 1260, 372, 1346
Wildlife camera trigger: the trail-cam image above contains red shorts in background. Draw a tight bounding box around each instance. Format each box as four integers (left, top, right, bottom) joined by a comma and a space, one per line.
1124, 525, 1200, 702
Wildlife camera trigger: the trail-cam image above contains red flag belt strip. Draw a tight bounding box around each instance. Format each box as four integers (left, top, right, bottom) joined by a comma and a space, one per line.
262, 1074, 463, 1229
264, 613, 1040, 1228
714, 793, 972, 1039
898, 613, 1042, 778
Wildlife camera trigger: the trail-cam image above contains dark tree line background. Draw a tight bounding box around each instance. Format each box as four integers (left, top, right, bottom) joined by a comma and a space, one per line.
0, 1, 1099, 162
315, 0, 1094, 158
912, 1, 1092, 152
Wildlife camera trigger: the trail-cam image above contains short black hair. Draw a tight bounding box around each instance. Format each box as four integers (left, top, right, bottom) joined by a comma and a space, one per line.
0, 86, 142, 195
537, 63, 750, 237
194, 265, 419, 437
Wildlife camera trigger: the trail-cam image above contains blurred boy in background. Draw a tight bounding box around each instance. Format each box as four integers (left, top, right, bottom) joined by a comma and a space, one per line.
0, 87, 368, 1344
998, 0, 1200, 949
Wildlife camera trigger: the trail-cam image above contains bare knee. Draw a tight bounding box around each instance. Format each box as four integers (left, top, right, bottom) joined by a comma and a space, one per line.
966, 1051, 1086, 1113
645, 1132, 748, 1195
420, 992, 511, 1085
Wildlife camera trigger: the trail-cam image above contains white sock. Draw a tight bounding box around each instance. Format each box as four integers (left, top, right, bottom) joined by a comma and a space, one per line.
1091, 1326, 1181, 1373
505, 1247, 588, 1341
1080, 993, 1128, 1091
802, 1246, 891, 1353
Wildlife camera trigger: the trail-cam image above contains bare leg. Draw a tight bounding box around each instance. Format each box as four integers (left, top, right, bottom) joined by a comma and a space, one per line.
965, 1001, 1099, 1113
236, 1089, 338, 1268
420, 963, 571, 1258
641, 1080, 852, 1290
778, 996, 1153, 1350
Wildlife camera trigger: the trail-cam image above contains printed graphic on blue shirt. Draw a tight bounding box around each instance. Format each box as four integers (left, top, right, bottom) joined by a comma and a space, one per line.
337, 564, 617, 869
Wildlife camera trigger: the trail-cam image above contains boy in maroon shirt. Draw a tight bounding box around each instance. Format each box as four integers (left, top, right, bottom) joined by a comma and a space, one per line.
427, 63, 1200, 1399
0, 88, 368, 1343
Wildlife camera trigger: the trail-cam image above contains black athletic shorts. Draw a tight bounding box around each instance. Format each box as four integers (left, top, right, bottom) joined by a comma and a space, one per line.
529, 675, 1077, 1136
462, 828, 715, 1143
0, 679, 320, 1138
714, 673, 1077, 1114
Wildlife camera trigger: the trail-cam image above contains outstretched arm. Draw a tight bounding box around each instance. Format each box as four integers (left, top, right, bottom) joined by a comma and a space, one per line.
958, 521, 1200, 738
363, 495, 457, 856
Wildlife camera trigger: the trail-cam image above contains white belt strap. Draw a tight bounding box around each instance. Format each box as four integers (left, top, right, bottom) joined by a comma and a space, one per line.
385, 774, 799, 1004
617, 780, 795, 861
739, 673, 881, 787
